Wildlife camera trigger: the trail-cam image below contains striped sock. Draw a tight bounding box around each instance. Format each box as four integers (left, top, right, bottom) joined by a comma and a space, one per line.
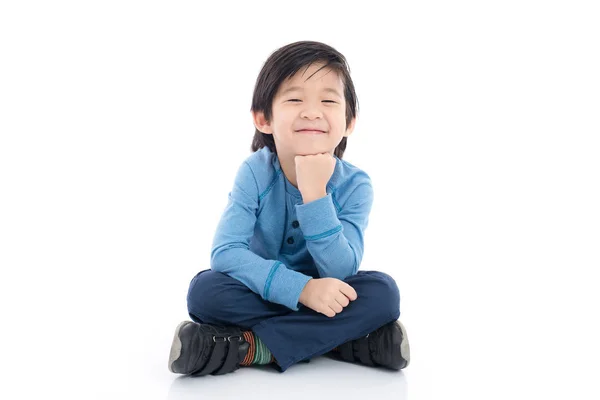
240, 331, 276, 366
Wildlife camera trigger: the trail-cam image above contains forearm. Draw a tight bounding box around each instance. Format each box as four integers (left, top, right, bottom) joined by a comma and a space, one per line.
211, 246, 312, 310
305, 233, 358, 279
295, 194, 362, 279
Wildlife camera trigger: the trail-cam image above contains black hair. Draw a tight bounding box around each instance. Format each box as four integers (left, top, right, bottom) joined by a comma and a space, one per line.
250, 41, 359, 159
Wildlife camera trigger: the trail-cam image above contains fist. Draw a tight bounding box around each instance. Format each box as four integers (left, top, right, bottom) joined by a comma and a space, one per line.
295, 153, 336, 203
298, 278, 358, 318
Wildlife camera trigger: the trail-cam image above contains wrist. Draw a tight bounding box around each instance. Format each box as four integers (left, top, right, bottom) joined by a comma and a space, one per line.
299, 278, 313, 304
300, 188, 327, 204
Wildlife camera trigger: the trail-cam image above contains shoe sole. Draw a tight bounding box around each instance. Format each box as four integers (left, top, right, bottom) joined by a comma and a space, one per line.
397, 320, 410, 367
168, 321, 193, 373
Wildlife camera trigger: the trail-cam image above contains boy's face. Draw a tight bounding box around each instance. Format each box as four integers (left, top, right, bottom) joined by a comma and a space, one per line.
253, 62, 355, 158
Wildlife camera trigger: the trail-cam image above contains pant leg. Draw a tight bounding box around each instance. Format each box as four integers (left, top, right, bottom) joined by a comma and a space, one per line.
253, 270, 401, 372
186, 268, 401, 372
186, 268, 292, 328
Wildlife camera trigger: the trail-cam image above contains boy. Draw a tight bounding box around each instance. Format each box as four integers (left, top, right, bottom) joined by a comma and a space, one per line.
168, 40, 410, 376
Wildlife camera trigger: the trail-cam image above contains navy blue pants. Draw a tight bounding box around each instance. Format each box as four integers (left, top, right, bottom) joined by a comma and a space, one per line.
186, 269, 401, 372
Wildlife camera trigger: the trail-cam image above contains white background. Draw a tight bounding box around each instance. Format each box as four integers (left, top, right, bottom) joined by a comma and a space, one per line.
1, 1, 599, 399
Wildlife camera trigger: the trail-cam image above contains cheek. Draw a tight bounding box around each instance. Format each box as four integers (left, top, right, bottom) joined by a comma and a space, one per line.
275, 119, 294, 134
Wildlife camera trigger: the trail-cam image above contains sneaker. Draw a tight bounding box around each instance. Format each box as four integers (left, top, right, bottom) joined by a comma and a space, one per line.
334, 320, 410, 370
168, 321, 250, 376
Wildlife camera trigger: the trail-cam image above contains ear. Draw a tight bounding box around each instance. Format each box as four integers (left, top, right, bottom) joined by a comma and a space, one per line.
251, 111, 274, 134
343, 117, 356, 137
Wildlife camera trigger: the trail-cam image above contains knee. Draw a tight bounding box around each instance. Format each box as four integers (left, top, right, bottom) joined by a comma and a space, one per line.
364, 271, 400, 319
186, 270, 229, 319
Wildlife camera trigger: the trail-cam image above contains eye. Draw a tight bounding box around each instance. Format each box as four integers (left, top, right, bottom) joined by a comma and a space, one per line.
287, 99, 337, 103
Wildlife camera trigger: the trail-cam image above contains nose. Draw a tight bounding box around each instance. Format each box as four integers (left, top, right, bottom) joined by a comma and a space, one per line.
300, 100, 323, 120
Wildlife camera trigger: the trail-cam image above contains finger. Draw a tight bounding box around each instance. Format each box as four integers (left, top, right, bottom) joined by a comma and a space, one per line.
340, 284, 358, 301
327, 306, 338, 318
336, 294, 350, 308
330, 301, 343, 314
323, 307, 335, 318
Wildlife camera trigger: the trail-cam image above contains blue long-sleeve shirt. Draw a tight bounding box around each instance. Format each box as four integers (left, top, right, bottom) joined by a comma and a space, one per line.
210, 146, 374, 311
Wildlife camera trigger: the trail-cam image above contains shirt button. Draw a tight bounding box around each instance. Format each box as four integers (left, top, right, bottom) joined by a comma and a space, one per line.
292, 220, 299, 228
287, 237, 295, 245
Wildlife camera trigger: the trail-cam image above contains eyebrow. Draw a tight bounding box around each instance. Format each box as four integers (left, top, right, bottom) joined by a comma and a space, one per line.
280, 86, 343, 98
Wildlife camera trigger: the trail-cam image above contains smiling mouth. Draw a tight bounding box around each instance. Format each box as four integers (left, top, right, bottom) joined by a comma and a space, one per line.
296, 130, 326, 134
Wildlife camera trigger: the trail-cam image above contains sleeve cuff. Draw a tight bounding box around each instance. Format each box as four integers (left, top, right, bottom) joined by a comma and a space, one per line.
295, 194, 342, 240
264, 262, 312, 311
